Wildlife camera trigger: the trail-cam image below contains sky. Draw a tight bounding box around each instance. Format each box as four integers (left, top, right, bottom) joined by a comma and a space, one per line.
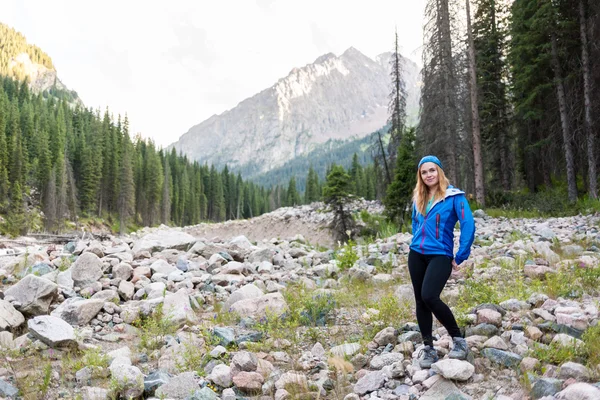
2, 0, 426, 147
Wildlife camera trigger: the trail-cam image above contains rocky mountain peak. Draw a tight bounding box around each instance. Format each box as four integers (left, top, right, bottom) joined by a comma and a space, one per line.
171, 47, 421, 176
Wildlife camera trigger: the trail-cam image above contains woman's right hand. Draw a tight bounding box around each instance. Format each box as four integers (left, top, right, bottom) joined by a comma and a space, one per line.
452, 259, 459, 271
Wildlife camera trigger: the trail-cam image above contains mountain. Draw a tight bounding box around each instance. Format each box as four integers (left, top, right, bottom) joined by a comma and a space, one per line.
0, 22, 82, 104
170, 47, 420, 176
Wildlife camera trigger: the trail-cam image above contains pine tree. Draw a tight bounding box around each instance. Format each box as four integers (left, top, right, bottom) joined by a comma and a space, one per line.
474, 0, 512, 192
323, 164, 354, 242
286, 176, 301, 206
419, 0, 462, 181
117, 117, 135, 234
161, 156, 172, 225
384, 128, 417, 226
387, 28, 408, 169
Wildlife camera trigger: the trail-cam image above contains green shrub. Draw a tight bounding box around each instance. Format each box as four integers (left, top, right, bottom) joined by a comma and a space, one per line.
133, 303, 178, 351
528, 341, 586, 366
582, 324, 600, 368
335, 240, 359, 271
299, 292, 337, 326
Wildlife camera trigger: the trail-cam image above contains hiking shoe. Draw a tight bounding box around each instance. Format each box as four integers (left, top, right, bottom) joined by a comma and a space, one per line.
418, 345, 439, 369
448, 337, 468, 360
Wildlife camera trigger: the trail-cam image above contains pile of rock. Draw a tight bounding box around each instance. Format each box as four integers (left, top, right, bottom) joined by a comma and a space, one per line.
0, 209, 598, 399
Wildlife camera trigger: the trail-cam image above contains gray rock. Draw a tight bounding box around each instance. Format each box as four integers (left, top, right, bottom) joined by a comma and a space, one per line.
132, 230, 197, 254
0, 331, 15, 349
231, 350, 258, 372
76, 367, 92, 387
163, 289, 197, 327
556, 382, 600, 400
5, 274, 58, 316
373, 327, 397, 346
353, 370, 386, 395
369, 352, 404, 370
150, 259, 177, 275
209, 345, 227, 358
110, 363, 145, 399
229, 292, 288, 319
208, 363, 232, 387
80, 387, 109, 400
531, 378, 562, 399
186, 386, 219, 400
420, 379, 468, 400
118, 280, 135, 301
558, 361, 591, 381
57, 268, 74, 289
230, 235, 254, 249
0, 378, 19, 399
222, 388, 236, 400
223, 283, 264, 311
0, 299, 25, 330
473, 209, 487, 218
431, 359, 475, 381
500, 299, 530, 311
91, 289, 119, 303
51, 298, 104, 326
71, 252, 104, 288
248, 248, 273, 263
311, 342, 326, 358
466, 323, 499, 337
394, 284, 415, 307
21, 262, 54, 278
155, 371, 199, 398
213, 327, 235, 347
113, 263, 133, 281
330, 342, 361, 357
145, 282, 167, 299
274, 372, 308, 392
482, 348, 523, 368
27, 315, 76, 348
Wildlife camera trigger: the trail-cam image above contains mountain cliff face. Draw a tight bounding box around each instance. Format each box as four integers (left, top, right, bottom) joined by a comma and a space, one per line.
171, 47, 420, 174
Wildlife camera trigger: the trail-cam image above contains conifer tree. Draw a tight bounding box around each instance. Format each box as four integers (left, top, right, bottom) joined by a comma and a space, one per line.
323, 164, 354, 242
117, 117, 135, 234
387, 28, 408, 169
286, 176, 301, 206
384, 128, 417, 226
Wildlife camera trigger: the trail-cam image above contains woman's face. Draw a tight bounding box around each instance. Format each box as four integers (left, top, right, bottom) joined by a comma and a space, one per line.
420, 162, 439, 189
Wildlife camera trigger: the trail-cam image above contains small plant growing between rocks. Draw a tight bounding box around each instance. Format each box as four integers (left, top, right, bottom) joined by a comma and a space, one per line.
335, 240, 358, 271
134, 303, 178, 351
528, 340, 587, 366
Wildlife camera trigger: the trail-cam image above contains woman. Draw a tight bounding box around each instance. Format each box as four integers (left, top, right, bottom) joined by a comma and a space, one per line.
409, 155, 475, 368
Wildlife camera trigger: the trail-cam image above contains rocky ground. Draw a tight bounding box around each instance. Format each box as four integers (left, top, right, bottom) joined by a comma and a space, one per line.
0, 203, 599, 399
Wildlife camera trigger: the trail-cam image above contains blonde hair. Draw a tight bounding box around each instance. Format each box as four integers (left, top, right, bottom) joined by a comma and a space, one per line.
413, 164, 449, 215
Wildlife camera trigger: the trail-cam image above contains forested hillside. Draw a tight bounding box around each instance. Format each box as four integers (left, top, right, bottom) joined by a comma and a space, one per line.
0, 23, 53, 79
0, 76, 279, 235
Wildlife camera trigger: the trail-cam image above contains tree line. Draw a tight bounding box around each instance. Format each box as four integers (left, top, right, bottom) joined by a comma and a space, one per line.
0, 74, 384, 235
0, 76, 275, 235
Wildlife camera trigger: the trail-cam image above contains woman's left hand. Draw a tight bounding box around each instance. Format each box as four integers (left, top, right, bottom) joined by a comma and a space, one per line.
452, 259, 459, 271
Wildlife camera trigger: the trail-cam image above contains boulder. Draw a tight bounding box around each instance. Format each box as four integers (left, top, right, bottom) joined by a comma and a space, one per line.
71, 253, 104, 288
27, 315, 76, 348
5, 275, 58, 316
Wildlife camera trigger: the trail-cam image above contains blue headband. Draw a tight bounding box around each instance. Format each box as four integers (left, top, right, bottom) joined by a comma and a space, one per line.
418, 155, 443, 170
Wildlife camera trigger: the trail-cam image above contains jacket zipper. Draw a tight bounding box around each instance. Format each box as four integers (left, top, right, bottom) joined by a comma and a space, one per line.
420, 214, 428, 251
436, 214, 440, 239
461, 202, 465, 220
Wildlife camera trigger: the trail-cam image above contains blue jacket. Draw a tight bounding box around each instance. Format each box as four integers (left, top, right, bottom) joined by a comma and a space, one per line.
410, 186, 475, 265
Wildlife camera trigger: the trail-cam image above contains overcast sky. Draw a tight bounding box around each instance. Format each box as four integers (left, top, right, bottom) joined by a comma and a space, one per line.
3, 0, 425, 147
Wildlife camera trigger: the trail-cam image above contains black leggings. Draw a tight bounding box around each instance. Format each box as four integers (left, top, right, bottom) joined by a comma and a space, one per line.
408, 249, 462, 345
